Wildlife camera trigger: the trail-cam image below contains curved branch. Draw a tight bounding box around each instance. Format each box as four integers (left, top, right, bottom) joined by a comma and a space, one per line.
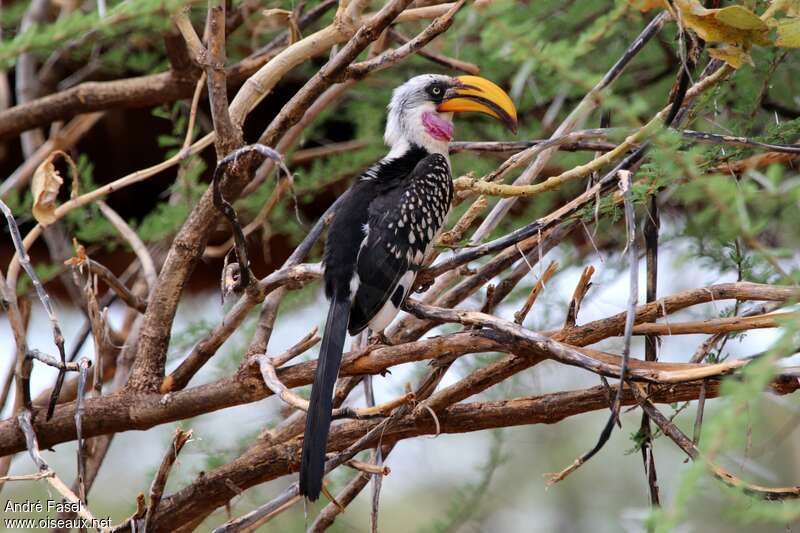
147, 377, 800, 530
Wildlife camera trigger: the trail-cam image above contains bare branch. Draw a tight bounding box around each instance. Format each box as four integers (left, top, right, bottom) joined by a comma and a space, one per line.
16, 410, 99, 523
144, 428, 194, 532
79, 258, 147, 313
564, 265, 595, 329
470, 11, 670, 243
0, 199, 68, 419
258, 353, 414, 420
97, 201, 158, 292
388, 28, 479, 74
147, 376, 800, 529
205, 0, 243, 157
633, 384, 800, 500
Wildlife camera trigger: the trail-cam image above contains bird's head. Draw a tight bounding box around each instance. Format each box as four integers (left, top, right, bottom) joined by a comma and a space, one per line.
385, 74, 518, 156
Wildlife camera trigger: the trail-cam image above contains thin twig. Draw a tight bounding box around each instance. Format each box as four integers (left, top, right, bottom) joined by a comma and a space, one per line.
0, 470, 54, 482
632, 384, 800, 500
514, 261, 558, 325
387, 27, 479, 74
78, 258, 147, 313
692, 380, 707, 446
564, 265, 595, 328
345, 459, 390, 477
364, 368, 382, 533
546, 170, 638, 486
106, 494, 147, 533
641, 185, 661, 510
0, 199, 68, 419
182, 71, 207, 151
469, 11, 670, 244
144, 428, 193, 532
0, 112, 104, 199
74, 358, 90, 503
97, 201, 157, 292
448, 129, 800, 157
16, 410, 98, 522
26, 349, 83, 372
271, 328, 320, 368
258, 354, 413, 419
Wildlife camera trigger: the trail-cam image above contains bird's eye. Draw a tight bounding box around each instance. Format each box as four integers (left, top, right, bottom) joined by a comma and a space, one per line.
430, 85, 442, 96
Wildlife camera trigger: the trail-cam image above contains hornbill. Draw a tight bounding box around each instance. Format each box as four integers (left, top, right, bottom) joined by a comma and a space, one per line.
300, 74, 518, 500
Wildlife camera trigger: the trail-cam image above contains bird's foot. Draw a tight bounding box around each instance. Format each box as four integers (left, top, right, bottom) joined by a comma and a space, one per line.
368, 331, 393, 347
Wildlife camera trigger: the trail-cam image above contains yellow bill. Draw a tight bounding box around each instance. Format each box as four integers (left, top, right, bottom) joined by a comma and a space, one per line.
438, 75, 518, 134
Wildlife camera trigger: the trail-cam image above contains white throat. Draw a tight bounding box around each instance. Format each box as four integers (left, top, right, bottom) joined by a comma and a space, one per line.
385, 105, 452, 159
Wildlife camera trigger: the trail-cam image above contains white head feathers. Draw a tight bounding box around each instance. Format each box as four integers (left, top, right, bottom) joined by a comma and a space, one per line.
384, 74, 454, 157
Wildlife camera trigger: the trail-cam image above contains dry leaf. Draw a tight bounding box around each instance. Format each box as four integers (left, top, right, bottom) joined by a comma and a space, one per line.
707, 44, 752, 68
676, 0, 772, 47
31, 153, 65, 226
775, 17, 800, 47
773, 0, 800, 17
627, 0, 667, 12
30, 150, 79, 226
220, 257, 241, 302
713, 5, 768, 30
64, 239, 88, 267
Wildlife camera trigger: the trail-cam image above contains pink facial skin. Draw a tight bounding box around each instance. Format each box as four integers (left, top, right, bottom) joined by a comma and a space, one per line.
422, 111, 454, 142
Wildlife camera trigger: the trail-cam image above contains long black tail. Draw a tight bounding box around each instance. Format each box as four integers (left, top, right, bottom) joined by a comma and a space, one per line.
299, 294, 351, 500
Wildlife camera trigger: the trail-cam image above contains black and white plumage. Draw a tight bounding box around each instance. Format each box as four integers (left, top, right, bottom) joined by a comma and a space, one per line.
347, 149, 453, 334
299, 74, 517, 500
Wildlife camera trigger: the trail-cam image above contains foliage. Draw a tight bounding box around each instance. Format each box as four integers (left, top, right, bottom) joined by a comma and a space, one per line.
0, 0, 200, 70
651, 319, 800, 531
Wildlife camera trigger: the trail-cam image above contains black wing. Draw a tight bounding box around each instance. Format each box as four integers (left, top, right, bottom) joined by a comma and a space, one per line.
349, 153, 452, 334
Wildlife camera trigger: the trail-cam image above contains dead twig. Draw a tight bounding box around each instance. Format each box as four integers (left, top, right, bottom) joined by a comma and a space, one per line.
211, 145, 293, 293
75, 258, 147, 313
546, 170, 639, 486
388, 28, 478, 73
0, 199, 68, 419
564, 265, 595, 328
16, 410, 98, 523
144, 427, 193, 532
258, 353, 413, 420
97, 201, 158, 292
74, 358, 90, 503
692, 380, 707, 446
107, 493, 147, 533
632, 384, 800, 500
26, 349, 84, 372
271, 328, 320, 368
630, 312, 795, 336
514, 260, 558, 325
364, 367, 382, 533
345, 459, 390, 476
